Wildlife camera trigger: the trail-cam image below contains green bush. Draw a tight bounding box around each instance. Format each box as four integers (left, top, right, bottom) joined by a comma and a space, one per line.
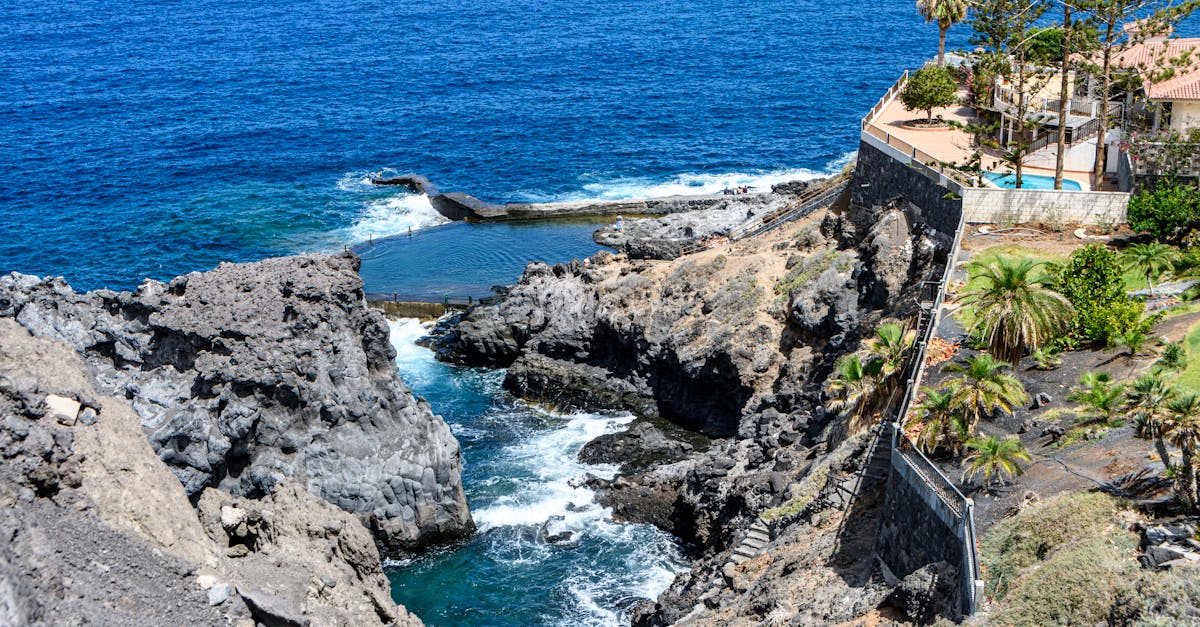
1025, 27, 1065, 65
981, 491, 1122, 600
1127, 181, 1200, 242
1057, 244, 1144, 344
901, 64, 958, 123
994, 534, 1140, 626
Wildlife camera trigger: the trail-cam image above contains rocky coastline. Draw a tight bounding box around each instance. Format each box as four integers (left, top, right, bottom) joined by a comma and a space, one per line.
0, 253, 473, 625
434, 193, 958, 623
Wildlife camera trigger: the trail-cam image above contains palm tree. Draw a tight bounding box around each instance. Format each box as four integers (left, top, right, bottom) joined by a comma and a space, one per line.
1125, 375, 1178, 470
962, 435, 1032, 490
958, 257, 1075, 365
943, 354, 1030, 432
1154, 341, 1187, 374
913, 387, 969, 454
827, 354, 879, 420
865, 322, 916, 379
1121, 243, 1179, 297
865, 322, 917, 404
1067, 372, 1125, 426
1164, 394, 1200, 511
916, 0, 969, 66
1108, 326, 1155, 359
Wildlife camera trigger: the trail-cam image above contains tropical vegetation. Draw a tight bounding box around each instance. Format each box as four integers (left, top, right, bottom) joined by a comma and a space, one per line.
1121, 242, 1179, 296
962, 435, 1032, 490
916, 0, 969, 66
942, 354, 1029, 432
900, 64, 958, 124
958, 256, 1073, 364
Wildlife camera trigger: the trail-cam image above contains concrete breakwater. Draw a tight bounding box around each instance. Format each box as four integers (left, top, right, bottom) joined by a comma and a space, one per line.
370, 172, 761, 221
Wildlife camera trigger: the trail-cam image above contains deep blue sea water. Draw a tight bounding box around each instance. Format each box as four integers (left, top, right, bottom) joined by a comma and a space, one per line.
0, 2, 1052, 625
2, 0, 971, 293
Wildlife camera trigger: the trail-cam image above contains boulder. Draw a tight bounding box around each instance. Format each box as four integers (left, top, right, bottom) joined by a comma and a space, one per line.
0, 318, 421, 626
884, 561, 958, 624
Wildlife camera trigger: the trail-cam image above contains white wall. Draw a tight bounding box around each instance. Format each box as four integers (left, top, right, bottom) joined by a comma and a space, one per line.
961, 188, 1129, 225
1172, 100, 1200, 133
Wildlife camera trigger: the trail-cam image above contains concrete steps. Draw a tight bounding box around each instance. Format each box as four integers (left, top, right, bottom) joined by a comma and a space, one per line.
729, 518, 773, 564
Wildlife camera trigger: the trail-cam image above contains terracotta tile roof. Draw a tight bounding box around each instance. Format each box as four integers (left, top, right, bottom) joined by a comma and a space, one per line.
1111, 38, 1200, 101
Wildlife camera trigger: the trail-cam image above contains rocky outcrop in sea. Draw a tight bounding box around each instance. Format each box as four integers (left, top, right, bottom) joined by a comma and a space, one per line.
0, 253, 473, 555
434, 198, 953, 624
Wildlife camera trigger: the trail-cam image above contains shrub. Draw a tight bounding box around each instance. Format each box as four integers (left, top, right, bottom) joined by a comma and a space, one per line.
1136, 566, 1200, 626
995, 534, 1140, 626
901, 64, 958, 123
1025, 27, 1065, 66
1126, 181, 1200, 242
981, 491, 1124, 600
1057, 244, 1145, 344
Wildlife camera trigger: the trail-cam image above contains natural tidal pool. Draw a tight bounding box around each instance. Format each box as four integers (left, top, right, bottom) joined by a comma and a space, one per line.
356, 214, 612, 301
384, 319, 688, 626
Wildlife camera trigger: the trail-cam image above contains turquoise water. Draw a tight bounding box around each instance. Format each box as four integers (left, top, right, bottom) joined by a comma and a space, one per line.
386, 320, 687, 626
985, 172, 1084, 191
356, 219, 609, 301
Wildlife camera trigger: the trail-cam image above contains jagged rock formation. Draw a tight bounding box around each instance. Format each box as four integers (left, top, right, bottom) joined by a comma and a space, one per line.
435, 199, 953, 623
592, 182, 811, 260
0, 253, 472, 555
0, 318, 421, 626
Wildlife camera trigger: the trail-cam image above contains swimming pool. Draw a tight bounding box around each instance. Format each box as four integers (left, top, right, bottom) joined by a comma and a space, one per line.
984, 172, 1083, 191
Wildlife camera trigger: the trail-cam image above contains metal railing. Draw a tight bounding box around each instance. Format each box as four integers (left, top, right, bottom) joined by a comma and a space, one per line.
993, 85, 1098, 118
729, 175, 850, 239
883, 203, 984, 616
862, 70, 910, 131
364, 291, 480, 306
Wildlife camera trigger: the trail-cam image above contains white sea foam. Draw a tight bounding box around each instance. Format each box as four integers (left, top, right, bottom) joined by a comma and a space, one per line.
344, 193, 449, 243
387, 318, 441, 386
386, 317, 686, 625
521, 152, 856, 202
472, 411, 633, 530
335, 170, 378, 192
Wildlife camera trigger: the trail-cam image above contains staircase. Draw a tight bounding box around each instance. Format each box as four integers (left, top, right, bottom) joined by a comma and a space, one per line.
729, 517, 773, 565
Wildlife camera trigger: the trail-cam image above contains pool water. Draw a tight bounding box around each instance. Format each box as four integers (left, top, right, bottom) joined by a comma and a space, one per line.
984, 172, 1083, 191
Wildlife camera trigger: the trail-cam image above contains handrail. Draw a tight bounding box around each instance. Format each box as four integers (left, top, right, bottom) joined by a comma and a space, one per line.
883, 197, 983, 615
677, 174, 851, 256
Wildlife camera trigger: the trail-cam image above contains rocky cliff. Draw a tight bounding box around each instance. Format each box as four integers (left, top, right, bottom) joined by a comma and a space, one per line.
0, 253, 472, 555
0, 317, 421, 626
435, 199, 953, 623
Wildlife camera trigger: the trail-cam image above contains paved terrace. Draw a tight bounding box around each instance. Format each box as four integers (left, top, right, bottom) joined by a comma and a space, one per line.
869, 87, 1099, 190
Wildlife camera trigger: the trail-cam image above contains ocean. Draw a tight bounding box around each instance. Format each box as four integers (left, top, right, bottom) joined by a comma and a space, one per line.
2, 0, 980, 624
1, 0, 967, 293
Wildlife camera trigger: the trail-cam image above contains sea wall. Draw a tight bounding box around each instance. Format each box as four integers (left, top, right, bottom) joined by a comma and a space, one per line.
875, 446, 981, 618
431, 191, 753, 221
367, 299, 466, 320
854, 131, 984, 619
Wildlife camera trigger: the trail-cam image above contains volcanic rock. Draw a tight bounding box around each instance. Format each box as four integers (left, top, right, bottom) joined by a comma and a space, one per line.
0, 253, 473, 555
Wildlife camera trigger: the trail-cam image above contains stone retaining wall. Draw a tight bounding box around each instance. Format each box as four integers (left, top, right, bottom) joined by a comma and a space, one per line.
961, 187, 1128, 226
853, 138, 963, 243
